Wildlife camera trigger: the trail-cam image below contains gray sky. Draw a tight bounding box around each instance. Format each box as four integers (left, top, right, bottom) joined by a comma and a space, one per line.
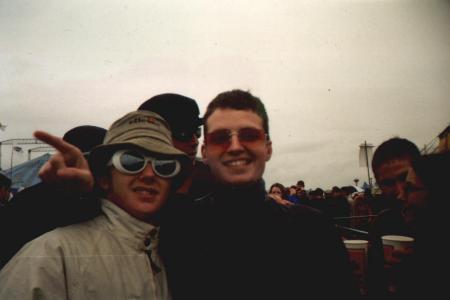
1, 0, 449, 189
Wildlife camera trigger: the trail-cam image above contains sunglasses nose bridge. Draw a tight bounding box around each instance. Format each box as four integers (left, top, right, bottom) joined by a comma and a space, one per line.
227, 131, 245, 150
138, 160, 157, 177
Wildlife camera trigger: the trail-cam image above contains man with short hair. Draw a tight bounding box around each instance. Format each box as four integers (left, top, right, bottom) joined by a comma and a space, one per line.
371, 137, 421, 212
161, 90, 358, 299
0, 111, 190, 299
368, 137, 422, 297
370, 137, 422, 234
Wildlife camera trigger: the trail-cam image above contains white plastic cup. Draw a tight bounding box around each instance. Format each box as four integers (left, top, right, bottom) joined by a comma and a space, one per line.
343, 240, 369, 295
381, 235, 415, 293
381, 235, 414, 261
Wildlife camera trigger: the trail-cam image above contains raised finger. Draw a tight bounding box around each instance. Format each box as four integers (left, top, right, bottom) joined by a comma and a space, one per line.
34, 130, 80, 155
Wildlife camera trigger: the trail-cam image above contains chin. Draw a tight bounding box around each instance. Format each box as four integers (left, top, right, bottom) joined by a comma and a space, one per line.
221, 175, 259, 187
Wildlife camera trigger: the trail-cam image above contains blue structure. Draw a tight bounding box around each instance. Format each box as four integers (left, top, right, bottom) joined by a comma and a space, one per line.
1, 153, 50, 191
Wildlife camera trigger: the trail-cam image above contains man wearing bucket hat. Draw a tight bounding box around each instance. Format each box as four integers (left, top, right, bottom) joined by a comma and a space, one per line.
0, 111, 189, 299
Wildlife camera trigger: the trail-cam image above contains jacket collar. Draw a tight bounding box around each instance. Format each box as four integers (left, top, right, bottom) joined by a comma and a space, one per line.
101, 199, 159, 251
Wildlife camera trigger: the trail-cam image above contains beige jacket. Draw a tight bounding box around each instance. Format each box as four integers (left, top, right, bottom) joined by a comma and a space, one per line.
0, 199, 171, 300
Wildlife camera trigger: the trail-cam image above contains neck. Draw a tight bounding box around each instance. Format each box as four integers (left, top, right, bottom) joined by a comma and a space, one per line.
212, 179, 267, 206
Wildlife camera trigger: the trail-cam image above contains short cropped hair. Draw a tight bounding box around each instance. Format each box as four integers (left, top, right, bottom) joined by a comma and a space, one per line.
372, 137, 420, 172
203, 89, 270, 139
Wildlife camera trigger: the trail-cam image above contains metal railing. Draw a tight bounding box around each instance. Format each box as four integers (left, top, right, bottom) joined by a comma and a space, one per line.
334, 215, 377, 238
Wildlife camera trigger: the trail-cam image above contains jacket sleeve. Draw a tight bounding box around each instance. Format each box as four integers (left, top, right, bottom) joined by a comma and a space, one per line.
0, 235, 68, 300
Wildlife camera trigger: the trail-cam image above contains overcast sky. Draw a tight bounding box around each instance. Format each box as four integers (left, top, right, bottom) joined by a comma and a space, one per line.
1, 0, 449, 189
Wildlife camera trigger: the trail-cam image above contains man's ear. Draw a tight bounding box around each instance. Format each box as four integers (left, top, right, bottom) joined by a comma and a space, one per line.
201, 143, 208, 164
265, 140, 272, 162
97, 176, 110, 191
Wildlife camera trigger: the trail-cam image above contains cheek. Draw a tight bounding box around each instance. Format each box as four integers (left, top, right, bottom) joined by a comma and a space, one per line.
409, 191, 428, 206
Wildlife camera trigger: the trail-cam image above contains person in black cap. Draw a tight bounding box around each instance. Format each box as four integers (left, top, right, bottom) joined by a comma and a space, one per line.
62, 125, 107, 155
138, 93, 203, 162
138, 93, 211, 197
0, 125, 106, 269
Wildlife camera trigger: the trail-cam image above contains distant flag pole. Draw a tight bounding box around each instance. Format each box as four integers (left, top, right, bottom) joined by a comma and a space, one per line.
0, 122, 5, 170
359, 141, 374, 189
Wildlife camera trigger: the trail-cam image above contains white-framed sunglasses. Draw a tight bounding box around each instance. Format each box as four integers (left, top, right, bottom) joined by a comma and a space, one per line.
108, 149, 181, 178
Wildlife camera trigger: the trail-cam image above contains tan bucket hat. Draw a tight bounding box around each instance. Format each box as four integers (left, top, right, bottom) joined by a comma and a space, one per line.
89, 111, 191, 185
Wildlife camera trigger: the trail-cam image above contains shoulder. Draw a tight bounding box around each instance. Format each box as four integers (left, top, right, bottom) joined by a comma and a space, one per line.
19, 215, 106, 256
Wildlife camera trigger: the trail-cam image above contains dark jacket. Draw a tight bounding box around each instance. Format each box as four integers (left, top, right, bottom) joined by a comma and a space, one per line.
160, 181, 359, 299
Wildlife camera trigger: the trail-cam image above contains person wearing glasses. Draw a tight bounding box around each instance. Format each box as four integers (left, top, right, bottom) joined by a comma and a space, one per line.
160, 89, 359, 299
0, 111, 189, 299
138, 93, 211, 197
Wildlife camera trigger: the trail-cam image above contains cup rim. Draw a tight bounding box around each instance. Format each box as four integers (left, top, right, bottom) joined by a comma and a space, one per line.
381, 235, 414, 242
343, 239, 369, 244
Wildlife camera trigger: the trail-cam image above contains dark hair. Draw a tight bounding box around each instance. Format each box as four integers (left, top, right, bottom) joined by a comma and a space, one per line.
0, 173, 11, 188
297, 180, 305, 187
310, 188, 324, 197
203, 90, 270, 138
372, 137, 420, 172
341, 186, 357, 195
269, 182, 287, 198
331, 186, 341, 193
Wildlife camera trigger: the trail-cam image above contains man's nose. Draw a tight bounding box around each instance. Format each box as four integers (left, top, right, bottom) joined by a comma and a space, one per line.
227, 134, 244, 152
139, 164, 156, 178
395, 181, 407, 203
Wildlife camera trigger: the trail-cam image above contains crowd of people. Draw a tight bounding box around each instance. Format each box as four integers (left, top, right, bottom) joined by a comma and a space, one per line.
0, 90, 447, 299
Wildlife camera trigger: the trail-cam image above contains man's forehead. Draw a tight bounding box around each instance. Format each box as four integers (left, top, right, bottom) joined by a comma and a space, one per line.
376, 159, 412, 176
205, 108, 264, 131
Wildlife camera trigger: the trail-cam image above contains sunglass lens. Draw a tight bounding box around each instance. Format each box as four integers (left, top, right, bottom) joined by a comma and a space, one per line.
174, 128, 201, 142
120, 151, 146, 173
208, 130, 230, 145
153, 160, 180, 177
239, 128, 264, 142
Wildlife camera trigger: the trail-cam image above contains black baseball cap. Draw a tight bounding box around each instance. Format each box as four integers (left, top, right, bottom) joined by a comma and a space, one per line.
138, 93, 203, 141
62, 125, 107, 155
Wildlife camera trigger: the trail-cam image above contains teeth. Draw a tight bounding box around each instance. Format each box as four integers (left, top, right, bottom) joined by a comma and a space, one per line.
134, 188, 157, 196
227, 159, 248, 166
